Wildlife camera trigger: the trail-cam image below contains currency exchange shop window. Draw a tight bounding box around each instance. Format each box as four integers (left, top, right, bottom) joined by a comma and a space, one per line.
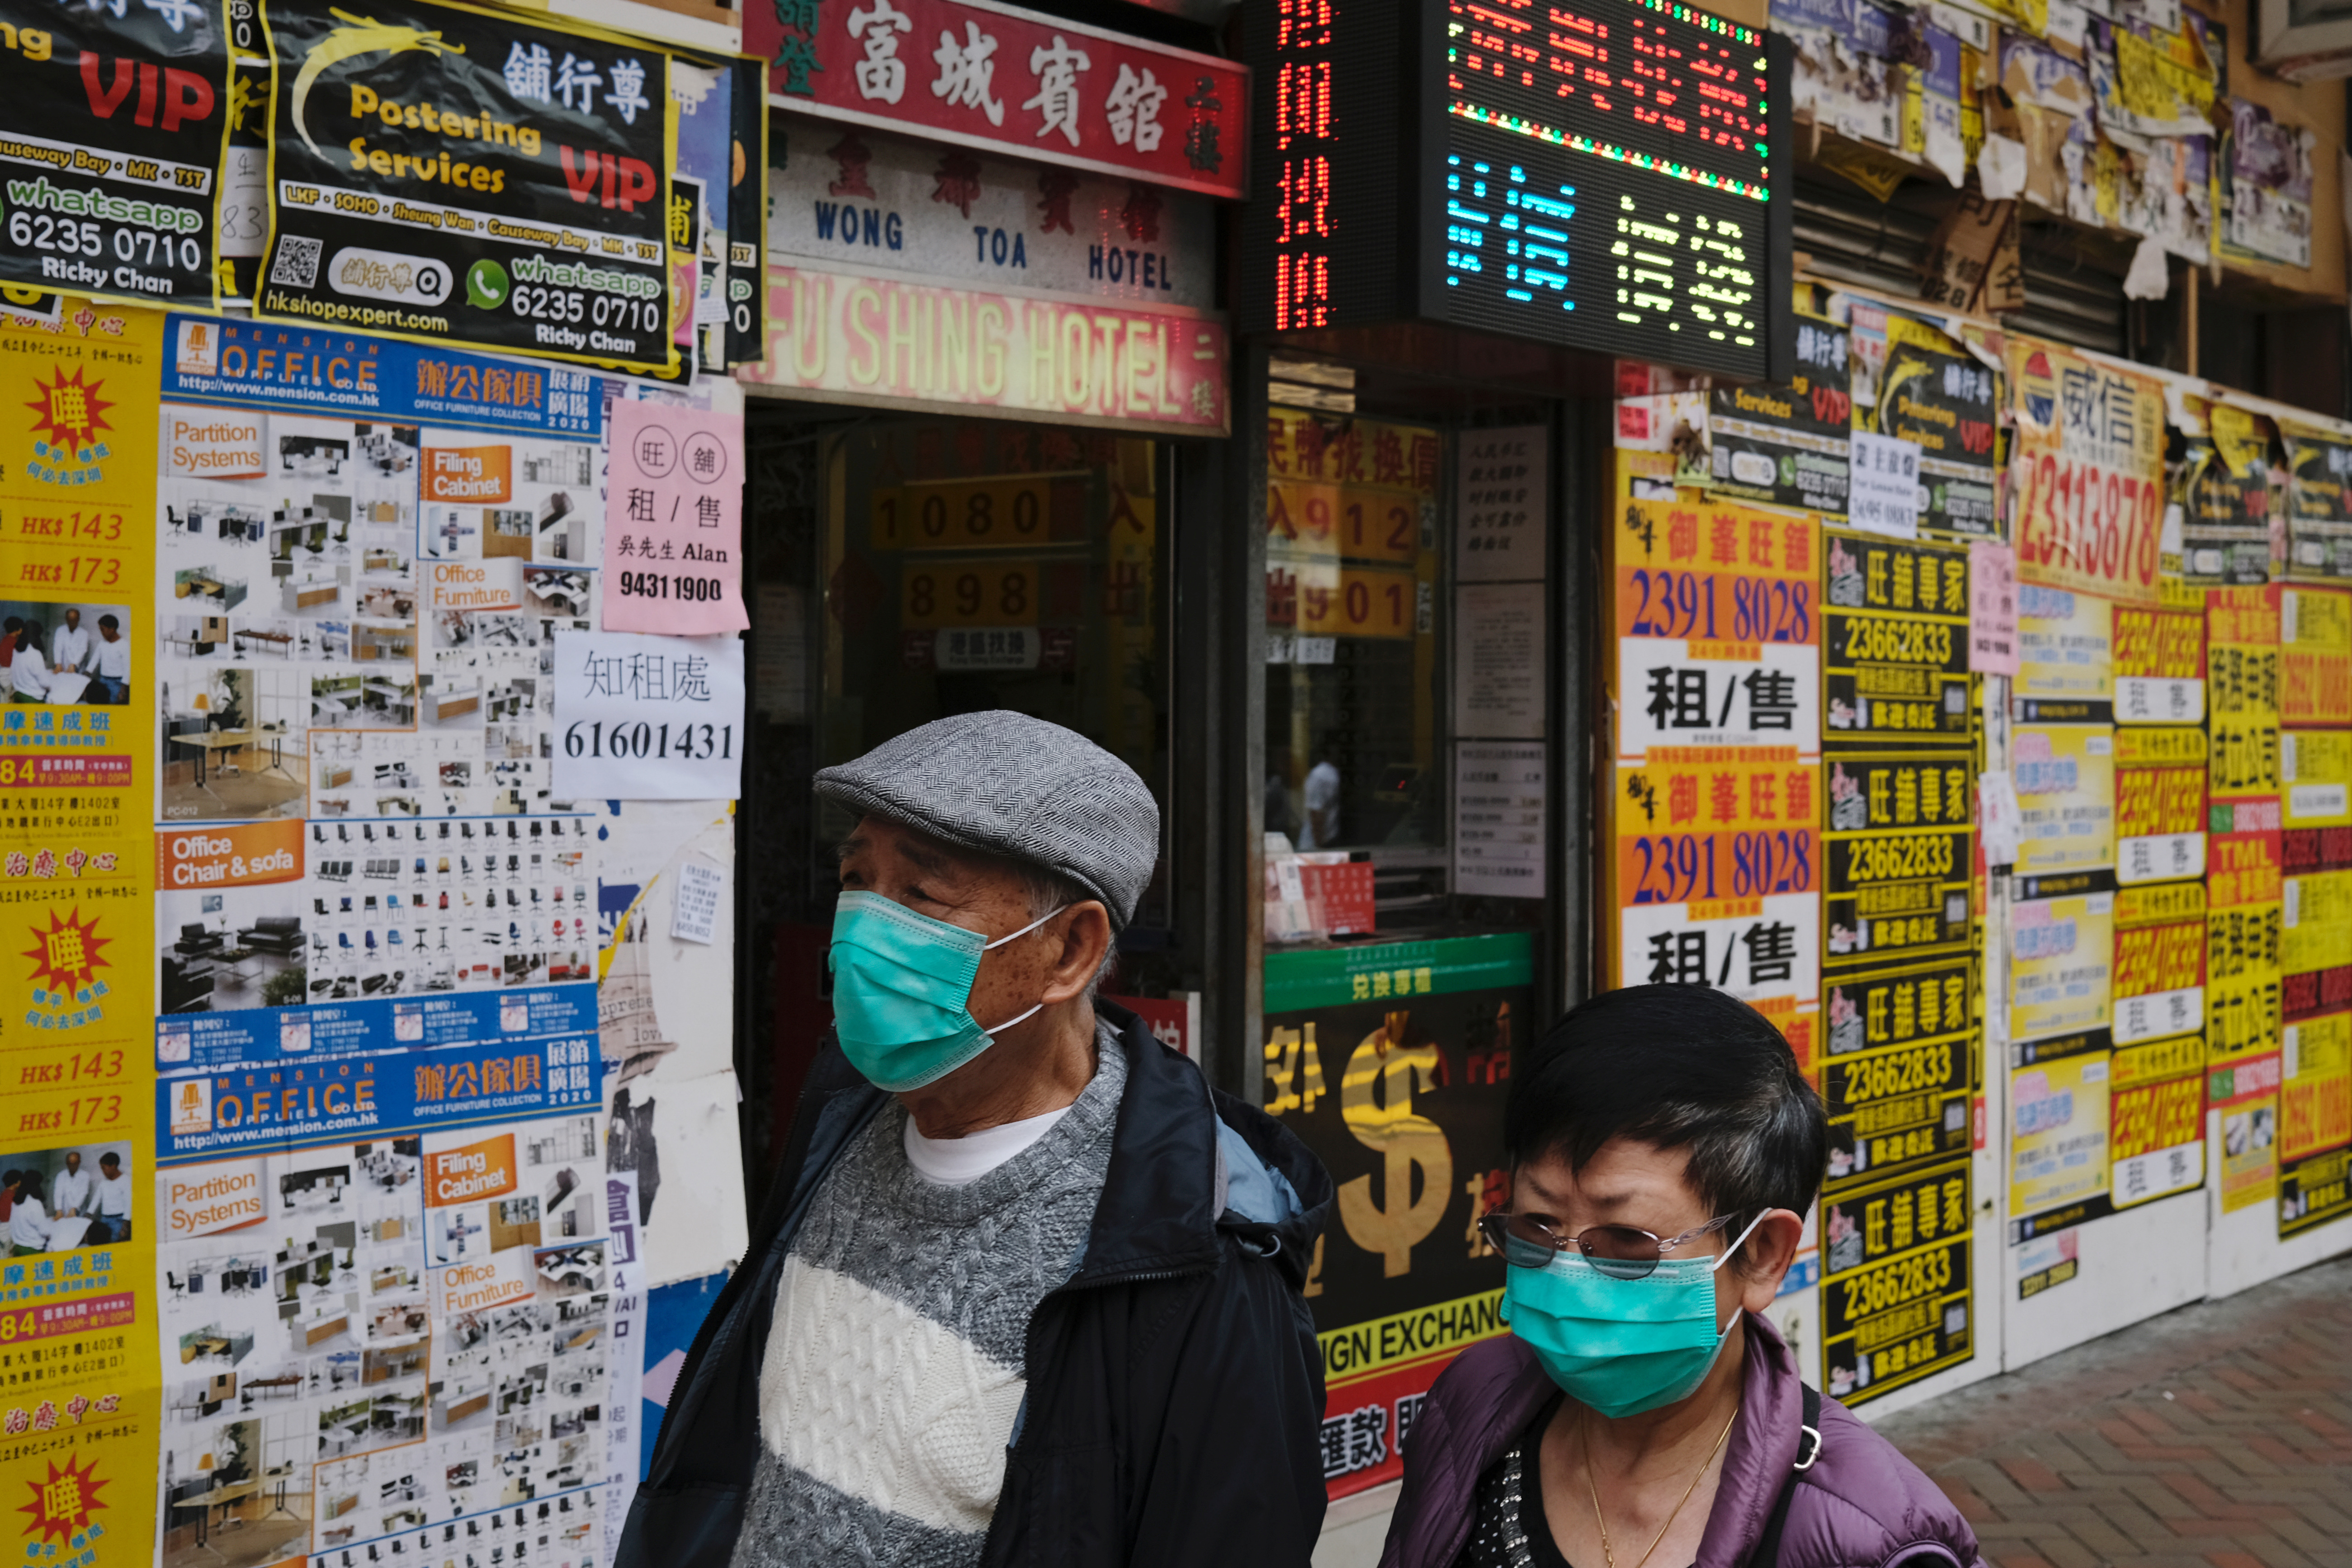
1260, 397, 1552, 1506
1263, 404, 1550, 938
817, 420, 1171, 939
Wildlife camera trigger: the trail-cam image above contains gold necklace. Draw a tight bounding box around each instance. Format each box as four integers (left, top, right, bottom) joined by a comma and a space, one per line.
1577, 1400, 1742, 1568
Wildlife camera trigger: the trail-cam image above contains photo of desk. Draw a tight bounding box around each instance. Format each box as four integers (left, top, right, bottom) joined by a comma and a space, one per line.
232, 628, 294, 658
169, 1477, 260, 1549
302, 1313, 350, 1347
363, 680, 416, 724
284, 580, 340, 611
425, 681, 482, 723
170, 729, 293, 794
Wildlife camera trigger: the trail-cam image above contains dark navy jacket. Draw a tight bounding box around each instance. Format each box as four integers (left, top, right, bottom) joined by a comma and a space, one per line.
615, 1002, 1336, 1568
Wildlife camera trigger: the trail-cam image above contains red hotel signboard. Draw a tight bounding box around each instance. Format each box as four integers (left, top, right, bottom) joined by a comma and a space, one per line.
746, 0, 1249, 199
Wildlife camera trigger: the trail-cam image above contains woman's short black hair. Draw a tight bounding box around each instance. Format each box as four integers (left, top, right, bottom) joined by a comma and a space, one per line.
1507, 985, 1828, 1225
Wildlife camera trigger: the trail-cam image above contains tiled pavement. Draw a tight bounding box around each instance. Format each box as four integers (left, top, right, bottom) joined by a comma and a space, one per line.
1873, 1255, 2352, 1568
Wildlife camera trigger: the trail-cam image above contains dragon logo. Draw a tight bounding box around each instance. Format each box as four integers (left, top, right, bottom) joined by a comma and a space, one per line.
290, 9, 462, 156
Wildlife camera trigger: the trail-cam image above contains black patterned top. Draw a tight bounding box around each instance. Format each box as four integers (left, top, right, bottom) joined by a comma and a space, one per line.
1457, 1393, 1574, 1568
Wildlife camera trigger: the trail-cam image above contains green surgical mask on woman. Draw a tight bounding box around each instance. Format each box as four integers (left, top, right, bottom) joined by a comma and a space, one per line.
1502, 1211, 1769, 1419
827, 889, 1065, 1092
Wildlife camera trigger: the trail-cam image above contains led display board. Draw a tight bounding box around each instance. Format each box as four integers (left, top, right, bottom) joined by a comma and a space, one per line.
1243, 0, 1793, 380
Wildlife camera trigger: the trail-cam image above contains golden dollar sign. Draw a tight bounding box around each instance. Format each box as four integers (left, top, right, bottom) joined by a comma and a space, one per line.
1337, 1011, 1453, 1278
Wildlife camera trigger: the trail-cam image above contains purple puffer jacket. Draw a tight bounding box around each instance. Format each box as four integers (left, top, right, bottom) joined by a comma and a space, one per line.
1378, 1314, 1984, 1568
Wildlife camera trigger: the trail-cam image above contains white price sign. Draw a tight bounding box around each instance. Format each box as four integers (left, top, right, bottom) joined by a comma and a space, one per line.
553, 631, 745, 799
1847, 431, 1924, 539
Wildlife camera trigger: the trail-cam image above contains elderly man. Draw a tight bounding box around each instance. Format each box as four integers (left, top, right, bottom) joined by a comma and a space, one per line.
49, 1152, 94, 1220
619, 713, 1333, 1568
51, 609, 90, 676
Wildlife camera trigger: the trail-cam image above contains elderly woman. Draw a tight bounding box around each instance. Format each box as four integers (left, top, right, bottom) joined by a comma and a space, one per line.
1382, 985, 1981, 1568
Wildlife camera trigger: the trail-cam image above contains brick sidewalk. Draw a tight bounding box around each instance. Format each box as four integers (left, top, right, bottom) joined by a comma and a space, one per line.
1872, 1255, 2352, 1568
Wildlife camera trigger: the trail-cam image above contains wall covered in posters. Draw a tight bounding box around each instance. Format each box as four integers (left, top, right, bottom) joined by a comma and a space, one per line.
0, 286, 745, 1567
1601, 281, 2352, 1408
1, 298, 166, 1565
149, 315, 619, 1568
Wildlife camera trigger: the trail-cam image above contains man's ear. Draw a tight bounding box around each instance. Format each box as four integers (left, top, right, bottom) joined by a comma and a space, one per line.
1041, 901, 1113, 1005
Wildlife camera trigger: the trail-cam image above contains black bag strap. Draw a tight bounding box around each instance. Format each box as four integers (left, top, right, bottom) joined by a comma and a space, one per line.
1747, 1385, 1823, 1568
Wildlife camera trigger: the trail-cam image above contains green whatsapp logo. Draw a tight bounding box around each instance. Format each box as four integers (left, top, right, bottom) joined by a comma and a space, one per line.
466, 259, 510, 310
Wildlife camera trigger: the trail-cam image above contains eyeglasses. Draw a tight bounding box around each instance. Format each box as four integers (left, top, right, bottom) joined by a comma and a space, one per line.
1476, 1211, 1743, 1279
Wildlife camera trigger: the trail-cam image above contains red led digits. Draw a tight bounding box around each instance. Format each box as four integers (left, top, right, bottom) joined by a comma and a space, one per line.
1271, 0, 1340, 328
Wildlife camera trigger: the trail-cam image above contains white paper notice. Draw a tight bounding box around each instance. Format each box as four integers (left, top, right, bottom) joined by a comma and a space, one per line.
1980, 769, 2025, 867
1456, 425, 1549, 581
602, 1171, 647, 1554
1455, 581, 1547, 738
1455, 742, 1547, 897
671, 859, 726, 944
553, 630, 746, 798
1979, 134, 2029, 201
1847, 431, 1923, 538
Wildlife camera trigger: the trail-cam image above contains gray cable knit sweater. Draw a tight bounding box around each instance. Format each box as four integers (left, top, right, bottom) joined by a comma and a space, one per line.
728, 1030, 1126, 1568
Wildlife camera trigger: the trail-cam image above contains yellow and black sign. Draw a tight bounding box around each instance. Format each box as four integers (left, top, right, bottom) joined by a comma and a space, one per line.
1822, 957, 1975, 1059
1825, 828, 1974, 965
1822, 1033, 1973, 1193
1822, 530, 1971, 743
2281, 1146, 2352, 1237
1823, 1233, 1972, 1405
1822, 1156, 1971, 1279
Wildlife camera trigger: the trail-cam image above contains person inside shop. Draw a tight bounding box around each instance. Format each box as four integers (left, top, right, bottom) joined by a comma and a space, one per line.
0, 617, 18, 674
1301, 746, 1342, 850
9, 621, 49, 702
619, 711, 1335, 1568
1379, 985, 1982, 1568
7, 1171, 51, 1256
50, 608, 90, 676
50, 1151, 94, 1221
0, 1169, 14, 1226
90, 1152, 131, 1243
85, 615, 129, 705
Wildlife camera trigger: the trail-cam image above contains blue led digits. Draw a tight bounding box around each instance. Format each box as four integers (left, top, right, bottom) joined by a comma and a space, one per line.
1434, 0, 1764, 366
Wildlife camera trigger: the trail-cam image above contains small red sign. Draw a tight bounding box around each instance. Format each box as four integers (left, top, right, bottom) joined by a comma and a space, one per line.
747, 0, 1249, 199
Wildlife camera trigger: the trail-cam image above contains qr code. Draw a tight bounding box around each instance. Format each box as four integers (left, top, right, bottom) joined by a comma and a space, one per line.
270, 235, 323, 288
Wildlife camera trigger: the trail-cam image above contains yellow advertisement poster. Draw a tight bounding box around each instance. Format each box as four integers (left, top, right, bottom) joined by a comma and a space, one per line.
2283, 869, 2352, 979
2010, 1046, 2112, 1217
2282, 1013, 2352, 1164
2009, 884, 2113, 1044
2015, 583, 2113, 705
2012, 723, 2116, 877
2113, 600, 2206, 725
0, 298, 163, 1555
2209, 902, 2285, 1064
2006, 339, 2165, 607
2214, 1053, 2282, 1213
2109, 1057, 2205, 1208
2208, 587, 2282, 804
2281, 586, 2352, 726
2113, 726, 2205, 887
2283, 727, 2352, 831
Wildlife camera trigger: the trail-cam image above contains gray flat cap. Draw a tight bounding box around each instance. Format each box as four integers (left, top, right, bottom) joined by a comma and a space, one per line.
814, 712, 1159, 928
